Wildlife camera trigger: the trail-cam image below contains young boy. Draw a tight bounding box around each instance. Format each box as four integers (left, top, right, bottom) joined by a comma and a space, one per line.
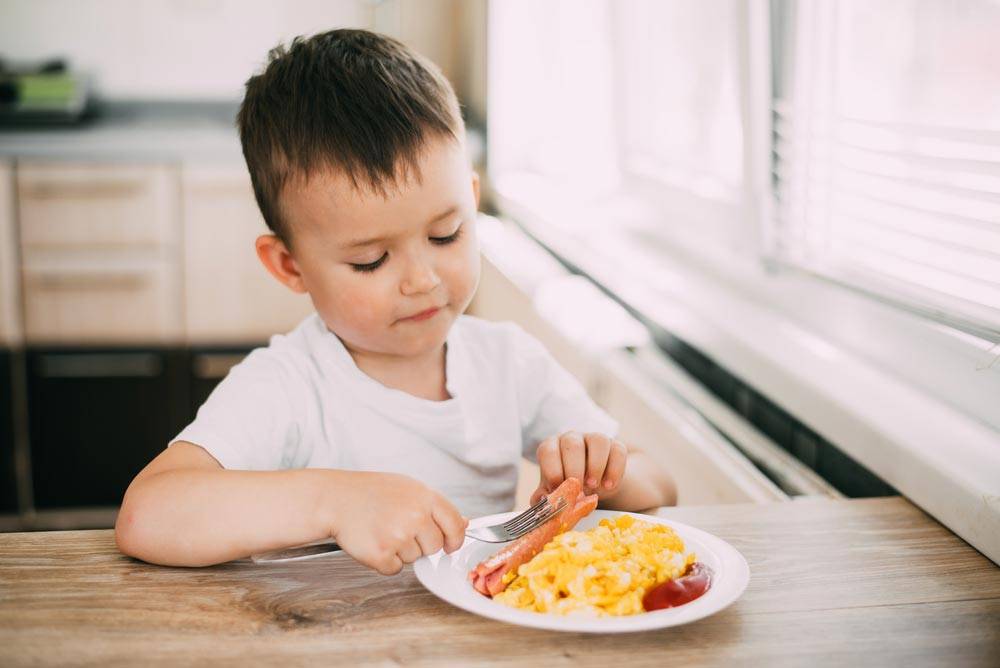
115, 29, 675, 574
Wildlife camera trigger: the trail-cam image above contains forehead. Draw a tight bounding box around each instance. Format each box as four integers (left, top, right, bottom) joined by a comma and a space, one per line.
280, 137, 470, 244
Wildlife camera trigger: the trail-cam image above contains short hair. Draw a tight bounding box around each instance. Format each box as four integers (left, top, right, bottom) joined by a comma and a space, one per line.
237, 29, 464, 244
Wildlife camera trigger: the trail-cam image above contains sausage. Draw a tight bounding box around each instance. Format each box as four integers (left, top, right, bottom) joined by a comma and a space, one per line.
469, 477, 599, 596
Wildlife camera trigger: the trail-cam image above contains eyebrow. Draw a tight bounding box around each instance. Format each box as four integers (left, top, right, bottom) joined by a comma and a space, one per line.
342, 205, 459, 249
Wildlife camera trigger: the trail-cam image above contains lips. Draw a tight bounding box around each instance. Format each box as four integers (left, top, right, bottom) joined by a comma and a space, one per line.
402, 306, 442, 322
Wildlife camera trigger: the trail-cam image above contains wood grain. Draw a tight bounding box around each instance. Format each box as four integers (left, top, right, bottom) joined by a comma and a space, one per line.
2, 497, 998, 667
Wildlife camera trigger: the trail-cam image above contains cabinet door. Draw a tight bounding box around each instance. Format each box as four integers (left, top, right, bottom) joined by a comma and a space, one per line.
22, 257, 180, 344
17, 162, 178, 249
189, 349, 251, 414
0, 161, 20, 347
17, 162, 182, 345
27, 348, 190, 508
181, 164, 313, 345
0, 349, 18, 513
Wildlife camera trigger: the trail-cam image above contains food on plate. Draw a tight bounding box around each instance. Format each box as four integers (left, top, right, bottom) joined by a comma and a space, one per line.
641, 562, 712, 611
491, 513, 707, 616
469, 478, 598, 596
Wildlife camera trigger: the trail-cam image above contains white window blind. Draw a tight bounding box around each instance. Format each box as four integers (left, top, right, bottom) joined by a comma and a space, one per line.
772, 0, 1000, 341
488, 0, 751, 248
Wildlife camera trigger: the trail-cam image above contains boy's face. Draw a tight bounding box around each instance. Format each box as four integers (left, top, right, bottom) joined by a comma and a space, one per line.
265, 137, 481, 361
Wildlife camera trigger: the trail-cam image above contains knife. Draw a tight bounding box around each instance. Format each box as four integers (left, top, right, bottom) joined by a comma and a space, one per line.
250, 539, 342, 563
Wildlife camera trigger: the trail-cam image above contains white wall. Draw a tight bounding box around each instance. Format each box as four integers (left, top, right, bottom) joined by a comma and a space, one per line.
0, 0, 477, 102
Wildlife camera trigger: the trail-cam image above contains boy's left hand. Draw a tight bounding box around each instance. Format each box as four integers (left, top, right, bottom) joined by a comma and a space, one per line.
529, 431, 628, 504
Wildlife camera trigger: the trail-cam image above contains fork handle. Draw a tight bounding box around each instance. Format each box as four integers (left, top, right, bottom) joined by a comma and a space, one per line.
250, 539, 342, 563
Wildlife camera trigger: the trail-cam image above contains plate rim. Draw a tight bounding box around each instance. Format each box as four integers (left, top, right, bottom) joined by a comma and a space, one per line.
413, 508, 750, 634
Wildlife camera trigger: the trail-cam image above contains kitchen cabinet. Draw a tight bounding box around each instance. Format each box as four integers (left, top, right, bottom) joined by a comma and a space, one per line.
17, 162, 182, 344
181, 164, 312, 345
26, 348, 190, 509
0, 350, 18, 513
188, 348, 250, 416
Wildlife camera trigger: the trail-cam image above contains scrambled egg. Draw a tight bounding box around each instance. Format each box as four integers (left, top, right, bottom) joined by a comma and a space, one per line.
493, 514, 695, 616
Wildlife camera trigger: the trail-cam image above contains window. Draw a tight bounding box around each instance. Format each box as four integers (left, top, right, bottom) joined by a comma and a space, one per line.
489, 0, 754, 249
771, 0, 1000, 340
488, 0, 1000, 435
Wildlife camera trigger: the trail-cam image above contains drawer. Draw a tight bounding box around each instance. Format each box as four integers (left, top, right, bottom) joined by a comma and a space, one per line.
17, 162, 179, 249
27, 348, 190, 509
22, 255, 181, 344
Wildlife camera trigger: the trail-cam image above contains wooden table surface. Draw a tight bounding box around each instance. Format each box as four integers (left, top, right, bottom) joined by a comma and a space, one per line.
2, 496, 999, 667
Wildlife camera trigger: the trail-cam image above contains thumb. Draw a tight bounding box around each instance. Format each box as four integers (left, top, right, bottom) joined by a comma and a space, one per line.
529, 484, 548, 506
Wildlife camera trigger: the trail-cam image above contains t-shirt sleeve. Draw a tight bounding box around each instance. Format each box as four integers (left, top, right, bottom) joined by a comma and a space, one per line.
510, 325, 619, 462
170, 349, 304, 471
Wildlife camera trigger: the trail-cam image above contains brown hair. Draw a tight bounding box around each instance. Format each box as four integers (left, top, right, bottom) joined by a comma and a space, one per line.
236, 29, 464, 244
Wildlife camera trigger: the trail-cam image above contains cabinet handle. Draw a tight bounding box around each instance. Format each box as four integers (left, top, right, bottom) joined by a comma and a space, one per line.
192, 353, 245, 380
37, 353, 162, 378
21, 180, 147, 200
25, 272, 151, 291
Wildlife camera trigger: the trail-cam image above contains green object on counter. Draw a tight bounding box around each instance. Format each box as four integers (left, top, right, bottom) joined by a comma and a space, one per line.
17, 74, 77, 102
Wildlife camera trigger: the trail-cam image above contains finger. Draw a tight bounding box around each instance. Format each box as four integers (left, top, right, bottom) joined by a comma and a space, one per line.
583, 432, 611, 491
396, 538, 422, 564
559, 431, 586, 484
415, 524, 445, 556
602, 440, 628, 490
375, 553, 404, 576
432, 499, 469, 554
535, 436, 564, 492
529, 484, 548, 506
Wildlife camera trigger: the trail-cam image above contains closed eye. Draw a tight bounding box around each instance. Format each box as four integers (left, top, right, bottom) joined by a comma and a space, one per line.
430, 224, 463, 245
350, 253, 387, 273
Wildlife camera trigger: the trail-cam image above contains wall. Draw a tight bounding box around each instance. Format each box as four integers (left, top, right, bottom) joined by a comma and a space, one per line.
0, 0, 484, 104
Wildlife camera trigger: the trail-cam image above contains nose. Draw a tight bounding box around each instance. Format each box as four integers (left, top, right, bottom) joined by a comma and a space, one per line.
399, 254, 441, 296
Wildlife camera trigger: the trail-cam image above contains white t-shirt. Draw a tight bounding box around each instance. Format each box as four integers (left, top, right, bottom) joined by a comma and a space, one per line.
172, 313, 618, 517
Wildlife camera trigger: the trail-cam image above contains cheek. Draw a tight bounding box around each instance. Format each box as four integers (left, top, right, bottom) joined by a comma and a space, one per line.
322, 274, 392, 326
442, 240, 481, 301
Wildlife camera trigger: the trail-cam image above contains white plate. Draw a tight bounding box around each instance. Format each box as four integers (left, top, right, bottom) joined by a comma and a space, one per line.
413, 509, 750, 633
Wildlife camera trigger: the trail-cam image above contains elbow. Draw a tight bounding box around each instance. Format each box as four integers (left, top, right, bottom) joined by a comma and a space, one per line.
115, 491, 149, 561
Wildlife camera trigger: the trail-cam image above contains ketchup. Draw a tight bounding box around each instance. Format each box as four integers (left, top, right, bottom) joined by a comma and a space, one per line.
642, 562, 713, 611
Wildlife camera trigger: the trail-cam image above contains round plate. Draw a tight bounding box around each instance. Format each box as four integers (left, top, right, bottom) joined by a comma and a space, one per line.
413, 509, 749, 633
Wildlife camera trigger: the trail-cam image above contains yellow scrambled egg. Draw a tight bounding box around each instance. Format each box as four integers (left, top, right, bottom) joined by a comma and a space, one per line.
493, 514, 695, 616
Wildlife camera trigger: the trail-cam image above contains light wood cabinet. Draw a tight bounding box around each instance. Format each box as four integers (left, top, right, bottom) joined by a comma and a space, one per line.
17, 162, 182, 344
17, 162, 178, 249
0, 162, 20, 346
180, 164, 313, 345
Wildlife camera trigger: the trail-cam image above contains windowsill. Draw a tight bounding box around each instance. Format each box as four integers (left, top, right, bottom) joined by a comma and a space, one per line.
486, 178, 1000, 564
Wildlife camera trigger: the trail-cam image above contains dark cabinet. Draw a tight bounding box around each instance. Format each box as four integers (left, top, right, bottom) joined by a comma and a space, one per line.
26, 348, 190, 508
1, 349, 19, 513
188, 349, 250, 416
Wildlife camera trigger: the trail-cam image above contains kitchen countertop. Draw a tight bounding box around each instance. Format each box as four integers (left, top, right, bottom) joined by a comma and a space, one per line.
2, 496, 999, 667
0, 101, 244, 162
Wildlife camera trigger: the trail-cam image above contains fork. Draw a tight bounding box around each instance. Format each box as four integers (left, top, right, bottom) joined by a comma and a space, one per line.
464, 495, 567, 543
251, 496, 566, 563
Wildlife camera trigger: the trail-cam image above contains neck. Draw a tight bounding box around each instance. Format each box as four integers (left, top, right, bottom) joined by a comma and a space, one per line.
346, 342, 450, 402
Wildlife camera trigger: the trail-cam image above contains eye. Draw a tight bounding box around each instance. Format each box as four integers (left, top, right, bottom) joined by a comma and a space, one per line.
430, 224, 463, 245
350, 253, 388, 273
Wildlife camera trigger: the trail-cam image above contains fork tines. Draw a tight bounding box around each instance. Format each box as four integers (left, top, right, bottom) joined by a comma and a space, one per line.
506, 498, 567, 538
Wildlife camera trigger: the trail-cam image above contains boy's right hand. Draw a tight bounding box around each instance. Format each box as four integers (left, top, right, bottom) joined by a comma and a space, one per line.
324, 471, 468, 575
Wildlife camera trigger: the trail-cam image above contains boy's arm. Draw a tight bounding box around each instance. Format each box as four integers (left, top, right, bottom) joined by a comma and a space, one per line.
115, 441, 467, 570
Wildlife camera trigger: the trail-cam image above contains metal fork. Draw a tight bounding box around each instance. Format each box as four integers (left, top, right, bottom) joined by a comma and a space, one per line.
251, 497, 567, 563
464, 496, 567, 543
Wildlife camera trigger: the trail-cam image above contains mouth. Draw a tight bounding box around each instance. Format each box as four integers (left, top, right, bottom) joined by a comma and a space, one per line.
400, 306, 443, 322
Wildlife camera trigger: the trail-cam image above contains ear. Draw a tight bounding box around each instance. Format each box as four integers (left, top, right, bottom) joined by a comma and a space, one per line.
255, 234, 308, 294
471, 170, 481, 210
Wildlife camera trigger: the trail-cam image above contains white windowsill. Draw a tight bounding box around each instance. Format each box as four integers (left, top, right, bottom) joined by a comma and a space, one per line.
486, 185, 1000, 565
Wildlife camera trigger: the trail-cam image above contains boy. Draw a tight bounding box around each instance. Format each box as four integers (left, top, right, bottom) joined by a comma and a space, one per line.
115, 29, 675, 574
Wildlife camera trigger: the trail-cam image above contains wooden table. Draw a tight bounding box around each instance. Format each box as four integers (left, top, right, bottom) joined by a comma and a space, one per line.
2, 497, 999, 667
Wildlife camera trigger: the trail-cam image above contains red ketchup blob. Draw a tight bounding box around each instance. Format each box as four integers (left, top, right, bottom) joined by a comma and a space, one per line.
642, 562, 713, 611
